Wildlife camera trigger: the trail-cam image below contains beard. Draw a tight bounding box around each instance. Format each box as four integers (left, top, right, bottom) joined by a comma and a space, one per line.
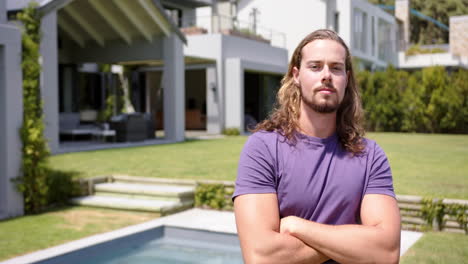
301, 89, 341, 113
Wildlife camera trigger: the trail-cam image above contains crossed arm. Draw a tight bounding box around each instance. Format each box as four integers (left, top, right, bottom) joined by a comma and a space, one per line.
234, 193, 401, 264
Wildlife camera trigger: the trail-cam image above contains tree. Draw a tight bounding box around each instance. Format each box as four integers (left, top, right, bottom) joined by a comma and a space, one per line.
368, 0, 468, 44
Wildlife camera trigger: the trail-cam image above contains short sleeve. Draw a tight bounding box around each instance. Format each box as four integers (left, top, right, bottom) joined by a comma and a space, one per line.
364, 142, 395, 198
232, 133, 277, 200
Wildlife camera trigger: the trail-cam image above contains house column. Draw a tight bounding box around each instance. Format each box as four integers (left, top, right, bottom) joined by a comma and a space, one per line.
0, 25, 24, 219
206, 66, 222, 134
225, 58, 244, 133
41, 11, 59, 153
163, 33, 185, 141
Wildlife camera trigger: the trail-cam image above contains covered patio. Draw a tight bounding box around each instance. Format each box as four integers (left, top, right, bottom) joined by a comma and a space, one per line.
22, 0, 187, 153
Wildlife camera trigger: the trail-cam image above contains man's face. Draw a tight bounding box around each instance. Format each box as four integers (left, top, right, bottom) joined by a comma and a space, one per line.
292, 39, 348, 113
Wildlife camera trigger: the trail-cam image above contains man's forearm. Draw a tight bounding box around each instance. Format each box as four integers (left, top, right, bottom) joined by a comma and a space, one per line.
242, 230, 329, 264
281, 217, 400, 264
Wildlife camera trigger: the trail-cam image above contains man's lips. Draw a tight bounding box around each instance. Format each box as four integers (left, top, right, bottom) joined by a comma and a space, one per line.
317, 87, 336, 94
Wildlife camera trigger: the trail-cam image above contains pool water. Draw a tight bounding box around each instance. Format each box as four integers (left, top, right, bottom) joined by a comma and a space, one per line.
36, 226, 243, 264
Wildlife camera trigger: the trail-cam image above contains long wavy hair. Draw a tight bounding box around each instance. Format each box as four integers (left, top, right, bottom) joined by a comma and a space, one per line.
254, 29, 365, 154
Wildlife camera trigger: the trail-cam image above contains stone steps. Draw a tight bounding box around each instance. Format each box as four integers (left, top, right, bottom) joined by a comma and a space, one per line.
94, 182, 194, 202
70, 177, 196, 215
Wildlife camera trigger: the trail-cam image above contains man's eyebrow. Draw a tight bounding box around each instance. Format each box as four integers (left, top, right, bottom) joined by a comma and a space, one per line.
305, 60, 345, 66
305, 60, 322, 64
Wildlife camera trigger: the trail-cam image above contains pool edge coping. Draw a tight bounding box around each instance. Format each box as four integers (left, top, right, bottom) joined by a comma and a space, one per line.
0, 208, 237, 264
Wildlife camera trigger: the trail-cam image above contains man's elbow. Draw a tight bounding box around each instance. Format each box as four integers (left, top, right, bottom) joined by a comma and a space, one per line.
375, 245, 399, 264
385, 247, 400, 264
242, 246, 275, 264
242, 243, 284, 264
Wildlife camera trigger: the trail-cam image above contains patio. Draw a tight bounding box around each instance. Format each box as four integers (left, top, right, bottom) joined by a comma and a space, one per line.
57, 130, 224, 154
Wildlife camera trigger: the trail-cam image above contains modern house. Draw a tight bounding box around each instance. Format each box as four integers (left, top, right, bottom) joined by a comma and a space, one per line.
235, 0, 467, 70
138, 0, 288, 135
2, 0, 188, 219
6, 0, 189, 155
1, 0, 288, 219
394, 1, 468, 70
234, 0, 398, 70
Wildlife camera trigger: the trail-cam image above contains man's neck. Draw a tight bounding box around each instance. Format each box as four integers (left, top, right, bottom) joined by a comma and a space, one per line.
298, 104, 337, 139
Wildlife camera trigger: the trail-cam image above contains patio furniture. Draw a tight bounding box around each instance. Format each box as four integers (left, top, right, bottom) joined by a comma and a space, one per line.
91, 129, 116, 142
59, 112, 101, 140
110, 113, 148, 142
143, 113, 156, 139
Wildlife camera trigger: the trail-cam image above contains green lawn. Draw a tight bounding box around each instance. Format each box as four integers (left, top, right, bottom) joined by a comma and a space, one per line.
49, 133, 468, 199
400, 232, 468, 264
0, 206, 158, 261
367, 133, 468, 200
51, 136, 247, 181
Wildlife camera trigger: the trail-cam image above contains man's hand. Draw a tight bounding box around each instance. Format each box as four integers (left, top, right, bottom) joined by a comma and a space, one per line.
280, 215, 303, 236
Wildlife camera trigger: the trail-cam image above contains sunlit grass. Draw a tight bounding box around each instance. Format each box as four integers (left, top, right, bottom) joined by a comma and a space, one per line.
50, 133, 468, 199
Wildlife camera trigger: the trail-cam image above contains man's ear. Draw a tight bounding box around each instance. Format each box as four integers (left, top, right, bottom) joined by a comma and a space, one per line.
293, 66, 300, 86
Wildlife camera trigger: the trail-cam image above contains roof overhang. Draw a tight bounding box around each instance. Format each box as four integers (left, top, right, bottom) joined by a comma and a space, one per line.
8, 0, 186, 46
161, 0, 212, 8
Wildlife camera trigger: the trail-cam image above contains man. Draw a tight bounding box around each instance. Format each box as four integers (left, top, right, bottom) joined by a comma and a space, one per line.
233, 29, 401, 264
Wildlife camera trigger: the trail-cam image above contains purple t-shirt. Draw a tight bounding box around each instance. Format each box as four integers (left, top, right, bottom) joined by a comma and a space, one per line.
233, 130, 395, 225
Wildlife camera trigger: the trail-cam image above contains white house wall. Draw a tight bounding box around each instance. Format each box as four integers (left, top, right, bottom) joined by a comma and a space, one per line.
223, 34, 288, 67
185, 33, 287, 133
163, 34, 185, 141
336, 0, 352, 47
205, 66, 221, 133
338, 0, 397, 68
41, 11, 60, 153
185, 34, 224, 133
237, 0, 328, 59
0, 21, 23, 218
225, 58, 243, 131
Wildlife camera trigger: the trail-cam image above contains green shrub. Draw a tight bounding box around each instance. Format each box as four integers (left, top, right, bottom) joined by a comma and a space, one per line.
46, 169, 81, 206
194, 183, 233, 210
405, 44, 446, 56
358, 66, 468, 134
223, 128, 241, 136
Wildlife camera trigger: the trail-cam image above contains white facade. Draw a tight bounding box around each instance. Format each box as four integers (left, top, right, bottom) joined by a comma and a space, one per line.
184, 33, 288, 133
398, 52, 468, 69
343, 0, 398, 69
236, 0, 398, 69
237, 0, 328, 60
0, 1, 24, 219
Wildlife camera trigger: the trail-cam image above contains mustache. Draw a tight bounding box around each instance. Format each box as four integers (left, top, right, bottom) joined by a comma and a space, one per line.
315, 83, 336, 92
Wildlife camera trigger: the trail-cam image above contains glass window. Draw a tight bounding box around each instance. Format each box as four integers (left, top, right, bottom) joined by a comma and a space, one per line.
378, 19, 393, 61
353, 8, 367, 53
334, 12, 340, 33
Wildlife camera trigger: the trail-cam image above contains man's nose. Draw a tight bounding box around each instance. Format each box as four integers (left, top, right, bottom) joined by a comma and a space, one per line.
321, 65, 332, 82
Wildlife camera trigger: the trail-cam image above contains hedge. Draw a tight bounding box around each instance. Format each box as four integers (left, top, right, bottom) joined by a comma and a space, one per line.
358, 66, 468, 133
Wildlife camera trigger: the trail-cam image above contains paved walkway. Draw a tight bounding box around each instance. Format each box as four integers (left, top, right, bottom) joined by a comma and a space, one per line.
2, 209, 423, 264
57, 130, 224, 154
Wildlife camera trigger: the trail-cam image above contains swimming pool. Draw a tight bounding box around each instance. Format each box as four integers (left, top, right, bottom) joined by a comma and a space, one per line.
34, 226, 242, 264
2, 209, 241, 264
1, 208, 423, 264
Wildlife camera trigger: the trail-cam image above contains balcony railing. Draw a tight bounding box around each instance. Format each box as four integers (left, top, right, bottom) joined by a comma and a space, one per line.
181, 15, 286, 48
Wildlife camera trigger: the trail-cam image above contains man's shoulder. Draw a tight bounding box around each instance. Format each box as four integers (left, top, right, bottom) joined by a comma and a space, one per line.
360, 137, 387, 157
248, 130, 283, 144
